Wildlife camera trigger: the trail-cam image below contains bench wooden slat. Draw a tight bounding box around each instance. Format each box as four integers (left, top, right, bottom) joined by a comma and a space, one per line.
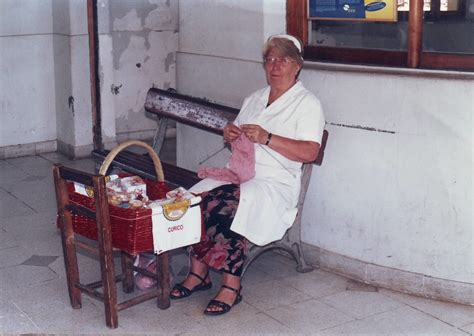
145, 88, 238, 135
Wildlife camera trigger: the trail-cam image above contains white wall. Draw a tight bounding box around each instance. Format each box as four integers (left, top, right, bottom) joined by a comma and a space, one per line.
176, 0, 474, 302
0, 0, 178, 158
105, 0, 178, 144
300, 70, 473, 282
176, 0, 284, 169
0, 0, 57, 156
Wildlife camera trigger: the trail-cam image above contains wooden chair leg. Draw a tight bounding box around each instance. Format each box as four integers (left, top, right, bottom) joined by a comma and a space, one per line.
97, 246, 118, 328
59, 217, 82, 309
54, 167, 82, 309
156, 252, 170, 309
94, 176, 119, 328
97, 235, 118, 328
121, 252, 135, 293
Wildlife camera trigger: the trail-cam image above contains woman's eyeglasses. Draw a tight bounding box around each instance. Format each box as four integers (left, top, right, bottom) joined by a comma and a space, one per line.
264, 57, 295, 66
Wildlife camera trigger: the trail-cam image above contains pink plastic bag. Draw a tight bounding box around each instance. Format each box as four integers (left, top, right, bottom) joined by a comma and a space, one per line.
134, 254, 157, 291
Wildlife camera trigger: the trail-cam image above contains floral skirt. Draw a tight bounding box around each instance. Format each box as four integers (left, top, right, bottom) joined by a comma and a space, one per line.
190, 184, 249, 277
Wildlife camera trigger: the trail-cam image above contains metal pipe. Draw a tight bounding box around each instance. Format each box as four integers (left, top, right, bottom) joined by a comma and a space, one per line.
407, 0, 424, 68
87, 0, 103, 151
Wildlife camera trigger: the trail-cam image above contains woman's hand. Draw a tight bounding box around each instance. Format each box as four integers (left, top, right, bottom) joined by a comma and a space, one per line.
223, 123, 242, 143
240, 124, 269, 144
242, 124, 320, 163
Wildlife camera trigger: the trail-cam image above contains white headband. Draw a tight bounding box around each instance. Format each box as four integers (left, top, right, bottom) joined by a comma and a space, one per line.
268, 34, 302, 53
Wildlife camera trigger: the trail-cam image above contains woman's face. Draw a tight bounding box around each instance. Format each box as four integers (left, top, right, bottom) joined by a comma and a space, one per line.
264, 48, 301, 90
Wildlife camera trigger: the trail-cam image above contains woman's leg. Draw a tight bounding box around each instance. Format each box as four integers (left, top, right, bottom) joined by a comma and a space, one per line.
193, 184, 247, 313
171, 184, 247, 304
192, 184, 248, 274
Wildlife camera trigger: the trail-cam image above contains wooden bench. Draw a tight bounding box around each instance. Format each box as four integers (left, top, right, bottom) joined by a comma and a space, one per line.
92, 88, 328, 277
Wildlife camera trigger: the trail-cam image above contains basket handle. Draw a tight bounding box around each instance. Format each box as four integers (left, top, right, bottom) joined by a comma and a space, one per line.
99, 140, 165, 182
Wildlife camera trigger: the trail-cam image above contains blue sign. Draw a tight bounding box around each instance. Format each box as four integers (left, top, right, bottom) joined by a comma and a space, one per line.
309, 0, 396, 21
310, 0, 366, 19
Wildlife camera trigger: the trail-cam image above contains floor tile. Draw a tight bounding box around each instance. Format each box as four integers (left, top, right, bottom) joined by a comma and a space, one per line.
38, 152, 72, 164
21, 255, 58, 266
243, 278, 311, 311
319, 290, 403, 319
0, 246, 32, 268
6, 155, 51, 168
40, 152, 97, 174
2, 222, 62, 258
241, 264, 276, 286
0, 161, 30, 184
27, 297, 115, 334
1, 178, 56, 213
0, 187, 36, 218
459, 322, 474, 334
0, 211, 56, 232
0, 265, 58, 295
265, 298, 355, 333
7, 278, 77, 320
181, 311, 292, 335
281, 268, 349, 299
0, 230, 18, 250
171, 289, 261, 327
0, 297, 39, 334
381, 288, 474, 327
6, 155, 54, 178
249, 251, 304, 279
320, 305, 466, 335
115, 298, 205, 334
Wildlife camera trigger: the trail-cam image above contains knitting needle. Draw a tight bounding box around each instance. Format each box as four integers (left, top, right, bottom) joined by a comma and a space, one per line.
198, 145, 227, 165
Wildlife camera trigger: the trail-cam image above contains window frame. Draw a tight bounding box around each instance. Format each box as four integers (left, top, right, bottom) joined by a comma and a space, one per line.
287, 0, 474, 71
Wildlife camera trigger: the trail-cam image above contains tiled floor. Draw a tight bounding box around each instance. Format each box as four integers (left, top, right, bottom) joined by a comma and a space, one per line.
1, 141, 473, 335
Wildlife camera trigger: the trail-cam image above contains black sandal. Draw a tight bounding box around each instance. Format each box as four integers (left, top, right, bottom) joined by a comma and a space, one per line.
170, 271, 212, 300
204, 285, 242, 316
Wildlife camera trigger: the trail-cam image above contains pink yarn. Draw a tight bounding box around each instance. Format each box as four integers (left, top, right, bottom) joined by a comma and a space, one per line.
198, 134, 255, 184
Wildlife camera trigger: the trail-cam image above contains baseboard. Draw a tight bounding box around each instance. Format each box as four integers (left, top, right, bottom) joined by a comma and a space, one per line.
0, 127, 176, 159
57, 141, 94, 159
0, 140, 57, 159
302, 243, 474, 305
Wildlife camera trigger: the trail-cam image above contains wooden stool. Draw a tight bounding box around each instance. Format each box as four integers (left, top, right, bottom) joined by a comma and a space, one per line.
53, 164, 170, 329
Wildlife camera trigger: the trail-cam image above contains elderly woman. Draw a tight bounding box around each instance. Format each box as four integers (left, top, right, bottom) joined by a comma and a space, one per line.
170, 34, 325, 315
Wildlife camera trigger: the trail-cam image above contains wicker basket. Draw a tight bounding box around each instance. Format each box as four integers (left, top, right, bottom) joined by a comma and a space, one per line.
68, 140, 170, 255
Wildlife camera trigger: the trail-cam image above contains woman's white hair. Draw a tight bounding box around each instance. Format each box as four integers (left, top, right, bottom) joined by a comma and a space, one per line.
262, 34, 304, 67
267, 34, 302, 53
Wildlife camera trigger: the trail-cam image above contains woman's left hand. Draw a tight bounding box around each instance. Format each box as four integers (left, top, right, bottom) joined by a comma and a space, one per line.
240, 124, 269, 144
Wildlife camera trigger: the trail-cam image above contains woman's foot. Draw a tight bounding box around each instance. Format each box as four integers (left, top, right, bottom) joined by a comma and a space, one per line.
170, 257, 212, 299
170, 271, 212, 299
204, 273, 242, 315
204, 284, 242, 316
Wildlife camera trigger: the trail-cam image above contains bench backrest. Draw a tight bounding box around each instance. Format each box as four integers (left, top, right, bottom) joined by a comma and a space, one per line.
145, 88, 328, 165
